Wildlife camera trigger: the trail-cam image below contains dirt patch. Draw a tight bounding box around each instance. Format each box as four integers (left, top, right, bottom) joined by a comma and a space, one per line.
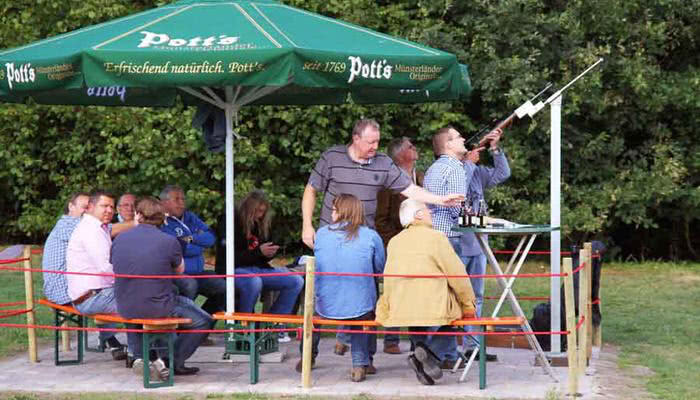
589, 344, 655, 400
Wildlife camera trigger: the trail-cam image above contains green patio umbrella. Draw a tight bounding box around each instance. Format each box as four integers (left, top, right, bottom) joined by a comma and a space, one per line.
0, 0, 472, 313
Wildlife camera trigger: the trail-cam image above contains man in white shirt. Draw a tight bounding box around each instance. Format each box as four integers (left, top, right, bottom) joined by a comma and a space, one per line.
66, 190, 126, 360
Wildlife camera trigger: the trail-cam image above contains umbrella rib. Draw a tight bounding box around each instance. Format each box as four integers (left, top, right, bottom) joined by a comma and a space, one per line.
266, 4, 442, 56
203, 87, 225, 105
232, 3, 282, 48
178, 86, 225, 109
250, 3, 297, 47
0, 6, 172, 56
92, 5, 194, 50
235, 75, 293, 106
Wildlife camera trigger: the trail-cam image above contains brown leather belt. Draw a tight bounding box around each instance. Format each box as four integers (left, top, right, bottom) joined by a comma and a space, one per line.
72, 288, 102, 306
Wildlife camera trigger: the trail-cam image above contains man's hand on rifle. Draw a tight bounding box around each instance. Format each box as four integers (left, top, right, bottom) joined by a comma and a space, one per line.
478, 127, 503, 149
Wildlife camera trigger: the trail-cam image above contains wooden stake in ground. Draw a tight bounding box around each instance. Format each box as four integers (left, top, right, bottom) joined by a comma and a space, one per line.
592, 248, 603, 347
301, 257, 316, 389
563, 257, 579, 396
584, 242, 594, 359
23, 245, 38, 363
577, 247, 589, 374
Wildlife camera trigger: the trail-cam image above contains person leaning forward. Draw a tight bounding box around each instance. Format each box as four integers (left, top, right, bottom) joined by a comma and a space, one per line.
375, 198, 476, 385
112, 196, 212, 378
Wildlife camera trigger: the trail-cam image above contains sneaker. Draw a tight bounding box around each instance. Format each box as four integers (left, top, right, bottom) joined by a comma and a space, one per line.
107, 345, 127, 361
383, 343, 402, 354
132, 358, 162, 382
351, 366, 366, 382
278, 331, 292, 343
463, 349, 498, 362
414, 345, 443, 381
407, 355, 434, 385
151, 358, 170, 380
173, 365, 199, 375
439, 358, 460, 370
334, 341, 349, 356
365, 363, 377, 375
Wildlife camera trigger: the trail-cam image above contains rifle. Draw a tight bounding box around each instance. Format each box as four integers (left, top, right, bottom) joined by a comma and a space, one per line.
468, 57, 605, 150
467, 82, 552, 150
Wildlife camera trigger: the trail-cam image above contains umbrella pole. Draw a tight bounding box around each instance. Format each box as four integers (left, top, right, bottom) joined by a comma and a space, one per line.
224, 86, 236, 314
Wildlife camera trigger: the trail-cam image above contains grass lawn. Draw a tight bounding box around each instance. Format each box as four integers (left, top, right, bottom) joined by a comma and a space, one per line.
1, 247, 698, 399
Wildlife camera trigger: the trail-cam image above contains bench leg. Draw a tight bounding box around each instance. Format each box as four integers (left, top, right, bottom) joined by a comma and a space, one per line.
82, 318, 105, 353
142, 332, 175, 388
479, 326, 486, 390
249, 321, 259, 384
54, 309, 83, 366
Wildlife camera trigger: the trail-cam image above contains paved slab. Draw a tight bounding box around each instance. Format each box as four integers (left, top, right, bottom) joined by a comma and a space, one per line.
0, 333, 599, 398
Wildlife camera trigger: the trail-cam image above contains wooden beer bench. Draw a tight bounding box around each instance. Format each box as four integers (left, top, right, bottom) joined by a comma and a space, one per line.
214, 310, 523, 388
38, 298, 191, 388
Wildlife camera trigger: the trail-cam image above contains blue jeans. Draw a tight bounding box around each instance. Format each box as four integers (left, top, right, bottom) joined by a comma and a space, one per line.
173, 271, 226, 316
444, 238, 487, 358
235, 266, 303, 314
410, 326, 455, 361
126, 295, 213, 368
301, 311, 377, 367
73, 287, 119, 343
460, 253, 486, 349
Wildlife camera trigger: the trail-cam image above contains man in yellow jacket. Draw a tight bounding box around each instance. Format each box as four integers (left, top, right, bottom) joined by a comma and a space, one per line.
376, 198, 476, 385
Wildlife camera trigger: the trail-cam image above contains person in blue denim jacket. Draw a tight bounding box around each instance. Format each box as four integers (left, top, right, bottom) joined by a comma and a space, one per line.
297, 193, 386, 382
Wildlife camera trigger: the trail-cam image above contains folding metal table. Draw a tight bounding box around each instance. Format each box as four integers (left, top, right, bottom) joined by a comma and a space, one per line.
452, 224, 559, 383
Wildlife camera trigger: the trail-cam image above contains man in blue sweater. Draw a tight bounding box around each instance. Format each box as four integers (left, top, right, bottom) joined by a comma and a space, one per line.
160, 185, 225, 316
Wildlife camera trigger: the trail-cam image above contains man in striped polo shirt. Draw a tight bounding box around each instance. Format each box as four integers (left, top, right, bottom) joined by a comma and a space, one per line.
301, 119, 463, 249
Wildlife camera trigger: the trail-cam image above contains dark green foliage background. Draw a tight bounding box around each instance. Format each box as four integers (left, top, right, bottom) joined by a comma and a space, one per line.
1, 0, 698, 260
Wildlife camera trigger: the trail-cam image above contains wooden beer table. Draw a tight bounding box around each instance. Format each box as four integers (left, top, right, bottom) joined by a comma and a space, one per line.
452, 224, 559, 383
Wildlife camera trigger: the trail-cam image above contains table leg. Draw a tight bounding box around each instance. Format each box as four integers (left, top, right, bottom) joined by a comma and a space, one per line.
479, 233, 557, 381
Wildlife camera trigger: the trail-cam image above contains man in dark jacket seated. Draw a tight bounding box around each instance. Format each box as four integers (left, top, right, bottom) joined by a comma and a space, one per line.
112, 196, 213, 379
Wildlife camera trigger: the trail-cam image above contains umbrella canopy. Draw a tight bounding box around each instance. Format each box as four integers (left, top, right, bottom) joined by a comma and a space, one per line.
0, 0, 471, 106
0, 0, 472, 314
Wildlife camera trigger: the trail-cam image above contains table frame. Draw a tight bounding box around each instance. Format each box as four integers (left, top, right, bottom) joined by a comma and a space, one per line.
452, 225, 559, 383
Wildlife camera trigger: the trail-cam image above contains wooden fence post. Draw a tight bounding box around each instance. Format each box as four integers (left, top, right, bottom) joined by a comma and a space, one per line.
592, 248, 603, 347
301, 257, 316, 389
577, 247, 589, 373
563, 257, 579, 396
584, 242, 594, 360
23, 246, 38, 363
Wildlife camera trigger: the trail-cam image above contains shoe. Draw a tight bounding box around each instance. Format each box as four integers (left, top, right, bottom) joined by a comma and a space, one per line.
201, 337, 216, 346
334, 341, 349, 356
132, 359, 163, 382
463, 349, 498, 362
173, 365, 199, 376
351, 366, 366, 382
295, 358, 315, 373
414, 344, 443, 381
439, 358, 459, 370
365, 363, 377, 375
383, 343, 402, 354
278, 332, 292, 343
108, 345, 127, 361
407, 355, 434, 385
125, 354, 136, 368
151, 358, 170, 380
